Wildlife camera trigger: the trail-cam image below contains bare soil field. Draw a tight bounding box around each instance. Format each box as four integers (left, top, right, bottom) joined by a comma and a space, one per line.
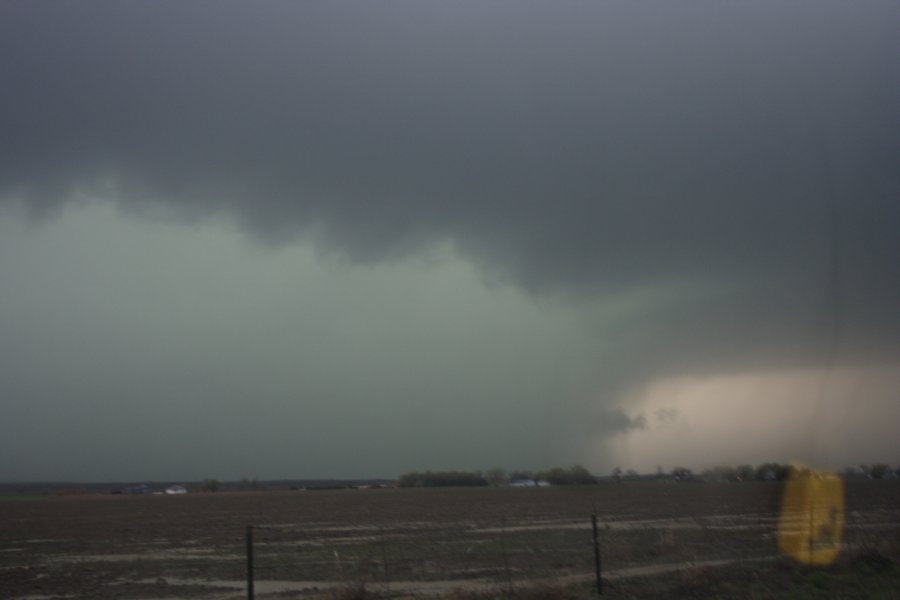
2, 480, 898, 599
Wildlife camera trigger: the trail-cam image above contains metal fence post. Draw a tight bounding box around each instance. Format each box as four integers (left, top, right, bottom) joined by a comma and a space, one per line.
591, 512, 602, 595
500, 516, 513, 594
246, 525, 254, 600
380, 527, 390, 595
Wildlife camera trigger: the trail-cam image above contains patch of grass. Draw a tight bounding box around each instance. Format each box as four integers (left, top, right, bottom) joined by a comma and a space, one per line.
446, 582, 583, 600
634, 546, 900, 600
329, 583, 380, 600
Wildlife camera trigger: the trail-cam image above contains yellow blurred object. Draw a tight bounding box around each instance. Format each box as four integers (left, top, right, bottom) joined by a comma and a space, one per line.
777, 465, 845, 565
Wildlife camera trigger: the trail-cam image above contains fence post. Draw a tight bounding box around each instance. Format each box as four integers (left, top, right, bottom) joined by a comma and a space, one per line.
591, 512, 602, 596
380, 527, 390, 595
246, 525, 254, 600
500, 516, 513, 594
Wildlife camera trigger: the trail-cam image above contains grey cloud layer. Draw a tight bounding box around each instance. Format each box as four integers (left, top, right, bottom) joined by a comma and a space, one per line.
2, 2, 898, 373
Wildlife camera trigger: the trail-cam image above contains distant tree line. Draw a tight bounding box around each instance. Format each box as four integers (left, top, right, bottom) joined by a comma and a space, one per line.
199, 478, 220, 492
238, 477, 263, 491
534, 465, 596, 485
398, 465, 598, 487
699, 463, 792, 482
610, 463, 794, 482
204, 461, 896, 493
683, 462, 897, 482
399, 461, 897, 488
198, 477, 263, 492
397, 470, 488, 488
197, 462, 900, 492
849, 463, 894, 479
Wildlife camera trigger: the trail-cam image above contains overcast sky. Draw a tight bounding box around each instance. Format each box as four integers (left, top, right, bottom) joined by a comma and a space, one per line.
1, 2, 898, 482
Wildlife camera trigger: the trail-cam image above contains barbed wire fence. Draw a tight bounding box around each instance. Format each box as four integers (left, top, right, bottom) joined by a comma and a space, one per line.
244, 514, 604, 598
239, 495, 898, 599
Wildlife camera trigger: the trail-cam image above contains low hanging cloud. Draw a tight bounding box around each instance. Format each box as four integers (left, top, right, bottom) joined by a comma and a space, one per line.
1, 2, 898, 476
655, 408, 679, 424
590, 409, 648, 437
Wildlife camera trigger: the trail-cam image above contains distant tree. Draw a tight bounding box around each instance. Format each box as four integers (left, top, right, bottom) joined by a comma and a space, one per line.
536, 465, 595, 485
754, 462, 790, 481
568, 464, 596, 484
485, 467, 508, 487
705, 465, 737, 482
239, 477, 263, 491
736, 464, 754, 481
509, 470, 534, 482
870, 464, 890, 479
671, 467, 692, 481
536, 467, 566, 484
397, 470, 488, 488
397, 472, 422, 488
611, 467, 623, 481
755, 463, 775, 481
625, 469, 639, 478
200, 478, 220, 493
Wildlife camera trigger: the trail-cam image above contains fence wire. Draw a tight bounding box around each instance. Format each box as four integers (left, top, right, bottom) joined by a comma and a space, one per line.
240, 485, 899, 597
250, 517, 596, 593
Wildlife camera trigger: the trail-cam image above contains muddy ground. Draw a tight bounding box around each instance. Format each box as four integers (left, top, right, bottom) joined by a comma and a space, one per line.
2, 480, 898, 599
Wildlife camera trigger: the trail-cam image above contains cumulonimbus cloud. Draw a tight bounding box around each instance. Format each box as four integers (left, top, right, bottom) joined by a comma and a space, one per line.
2, 1, 898, 377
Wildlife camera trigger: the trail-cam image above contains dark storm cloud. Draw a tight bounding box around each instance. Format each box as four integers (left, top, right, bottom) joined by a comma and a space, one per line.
590, 409, 647, 437
2, 0, 898, 377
